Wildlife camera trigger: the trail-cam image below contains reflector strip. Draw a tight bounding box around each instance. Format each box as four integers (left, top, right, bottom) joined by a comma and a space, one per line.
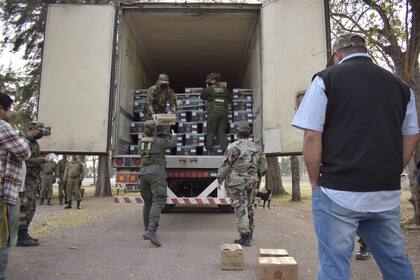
113, 196, 262, 205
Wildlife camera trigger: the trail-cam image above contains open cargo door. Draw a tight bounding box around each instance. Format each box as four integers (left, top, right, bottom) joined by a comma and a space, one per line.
38, 4, 116, 154
261, 0, 328, 155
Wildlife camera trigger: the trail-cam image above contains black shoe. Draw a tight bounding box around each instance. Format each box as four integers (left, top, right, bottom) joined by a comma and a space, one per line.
16, 229, 39, 247
64, 201, 72, 209
143, 227, 161, 247
355, 249, 370, 261
39, 198, 44, 205
77, 201, 81, 209
234, 233, 251, 247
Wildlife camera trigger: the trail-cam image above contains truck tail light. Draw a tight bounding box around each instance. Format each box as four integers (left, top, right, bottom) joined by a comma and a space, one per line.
132, 158, 141, 167
116, 174, 126, 183
129, 174, 139, 183
115, 158, 124, 167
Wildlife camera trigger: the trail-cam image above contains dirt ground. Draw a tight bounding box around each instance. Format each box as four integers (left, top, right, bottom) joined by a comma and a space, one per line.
7, 184, 420, 280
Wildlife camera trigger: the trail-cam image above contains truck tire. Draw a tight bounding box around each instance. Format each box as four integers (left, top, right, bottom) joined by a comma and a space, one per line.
162, 204, 175, 213
218, 205, 234, 213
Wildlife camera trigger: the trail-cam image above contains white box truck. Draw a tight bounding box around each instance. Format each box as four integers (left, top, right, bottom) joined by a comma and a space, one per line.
37, 1, 329, 208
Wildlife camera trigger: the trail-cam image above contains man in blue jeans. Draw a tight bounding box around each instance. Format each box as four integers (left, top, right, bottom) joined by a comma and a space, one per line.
292, 33, 419, 280
0, 90, 31, 279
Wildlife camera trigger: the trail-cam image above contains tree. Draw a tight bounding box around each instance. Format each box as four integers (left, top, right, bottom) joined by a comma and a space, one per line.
266, 156, 287, 195
0, 66, 37, 130
331, 0, 420, 224
94, 155, 112, 197
290, 155, 301, 202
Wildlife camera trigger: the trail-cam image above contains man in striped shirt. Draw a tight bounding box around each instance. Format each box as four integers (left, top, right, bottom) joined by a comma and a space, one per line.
0, 90, 31, 280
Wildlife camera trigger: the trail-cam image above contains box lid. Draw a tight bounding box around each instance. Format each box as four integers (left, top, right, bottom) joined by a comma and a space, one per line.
259, 249, 289, 257
258, 257, 297, 265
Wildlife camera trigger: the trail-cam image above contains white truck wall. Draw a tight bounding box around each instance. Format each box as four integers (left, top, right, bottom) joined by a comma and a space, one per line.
261, 0, 327, 154
117, 16, 153, 146
240, 22, 263, 147
38, 5, 116, 153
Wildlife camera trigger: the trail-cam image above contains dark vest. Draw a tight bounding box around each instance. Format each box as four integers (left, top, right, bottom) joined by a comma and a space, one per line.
316, 56, 410, 192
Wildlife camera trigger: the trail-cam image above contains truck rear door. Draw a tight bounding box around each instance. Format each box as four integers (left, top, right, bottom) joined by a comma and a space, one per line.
261, 0, 329, 155
38, 4, 117, 154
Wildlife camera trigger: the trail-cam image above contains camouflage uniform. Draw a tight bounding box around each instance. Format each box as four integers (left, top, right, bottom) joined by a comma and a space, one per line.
56, 157, 68, 204
220, 122, 267, 246
201, 73, 231, 153
139, 120, 177, 247
18, 127, 48, 247
145, 74, 177, 120
40, 160, 57, 205
63, 156, 84, 209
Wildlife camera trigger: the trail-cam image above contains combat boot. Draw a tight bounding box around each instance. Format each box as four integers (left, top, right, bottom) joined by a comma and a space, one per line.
16, 229, 39, 247
39, 198, 44, 205
355, 245, 370, 260
64, 200, 72, 209
143, 225, 161, 247
47, 199, 52, 206
77, 200, 81, 209
234, 233, 251, 247
59, 198, 63, 205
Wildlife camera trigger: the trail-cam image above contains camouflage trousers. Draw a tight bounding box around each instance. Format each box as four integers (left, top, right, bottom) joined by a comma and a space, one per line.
140, 172, 167, 230
228, 182, 257, 235
40, 175, 54, 200
58, 179, 66, 201
19, 177, 38, 230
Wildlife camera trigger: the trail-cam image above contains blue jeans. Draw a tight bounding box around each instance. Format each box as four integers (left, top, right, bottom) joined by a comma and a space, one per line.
312, 188, 414, 280
0, 199, 20, 280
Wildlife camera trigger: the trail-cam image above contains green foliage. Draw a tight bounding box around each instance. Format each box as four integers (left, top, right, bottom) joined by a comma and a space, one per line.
330, 0, 419, 83
0, 65, 37, 130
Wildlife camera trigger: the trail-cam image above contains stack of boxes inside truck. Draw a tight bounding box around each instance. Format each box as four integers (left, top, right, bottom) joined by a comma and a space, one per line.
129, 87, 254, 156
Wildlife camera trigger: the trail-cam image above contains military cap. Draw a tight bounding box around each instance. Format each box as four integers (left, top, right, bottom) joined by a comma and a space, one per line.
332, 33, 367, 54
205, 73, 221, 83
144, 120, 157, 129
29, 121, 44, 129
158, 74, 170, 84
237, 122, 251, 133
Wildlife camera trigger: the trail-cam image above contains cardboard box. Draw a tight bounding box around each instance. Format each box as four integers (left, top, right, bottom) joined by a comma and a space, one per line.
220, 244, 244, 270
257, 257, 297, 280
259, 249, 289, 258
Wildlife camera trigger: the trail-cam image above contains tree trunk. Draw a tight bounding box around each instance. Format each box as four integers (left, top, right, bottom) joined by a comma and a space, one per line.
266, 156, 287, 195
291, 155, 301, 202
95, 155, 112, 197
92, 156, 97, 185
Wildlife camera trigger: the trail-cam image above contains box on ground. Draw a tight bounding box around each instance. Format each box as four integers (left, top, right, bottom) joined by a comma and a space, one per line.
257, 256, 297, 280
220, 243, 244, 270
259, 249, 289, 258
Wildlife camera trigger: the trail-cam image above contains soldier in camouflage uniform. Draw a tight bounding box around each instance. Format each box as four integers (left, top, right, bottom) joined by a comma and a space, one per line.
145, 74, 177, 120
56, 156, 68, 205
39, 158, 57, 206
201, 73, 231, 154
139, 120, 177, 247
63, 156, 84, 209
17, 122, 49, 247
218, 122, 267, 247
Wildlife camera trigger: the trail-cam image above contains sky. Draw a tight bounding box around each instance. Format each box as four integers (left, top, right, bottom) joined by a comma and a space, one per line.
0, 24, 26, 71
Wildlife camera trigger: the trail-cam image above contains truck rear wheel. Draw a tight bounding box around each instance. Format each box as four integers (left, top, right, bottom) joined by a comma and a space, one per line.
218, 205, 234, 213
162, 204, 175, 213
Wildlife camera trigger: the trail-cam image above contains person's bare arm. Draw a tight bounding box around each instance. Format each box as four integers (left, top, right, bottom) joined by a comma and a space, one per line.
303, 130, 323, 187
403, 134, 420, 167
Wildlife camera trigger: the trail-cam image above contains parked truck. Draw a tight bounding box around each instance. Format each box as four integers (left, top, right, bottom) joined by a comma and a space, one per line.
37, 1, 329, 209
